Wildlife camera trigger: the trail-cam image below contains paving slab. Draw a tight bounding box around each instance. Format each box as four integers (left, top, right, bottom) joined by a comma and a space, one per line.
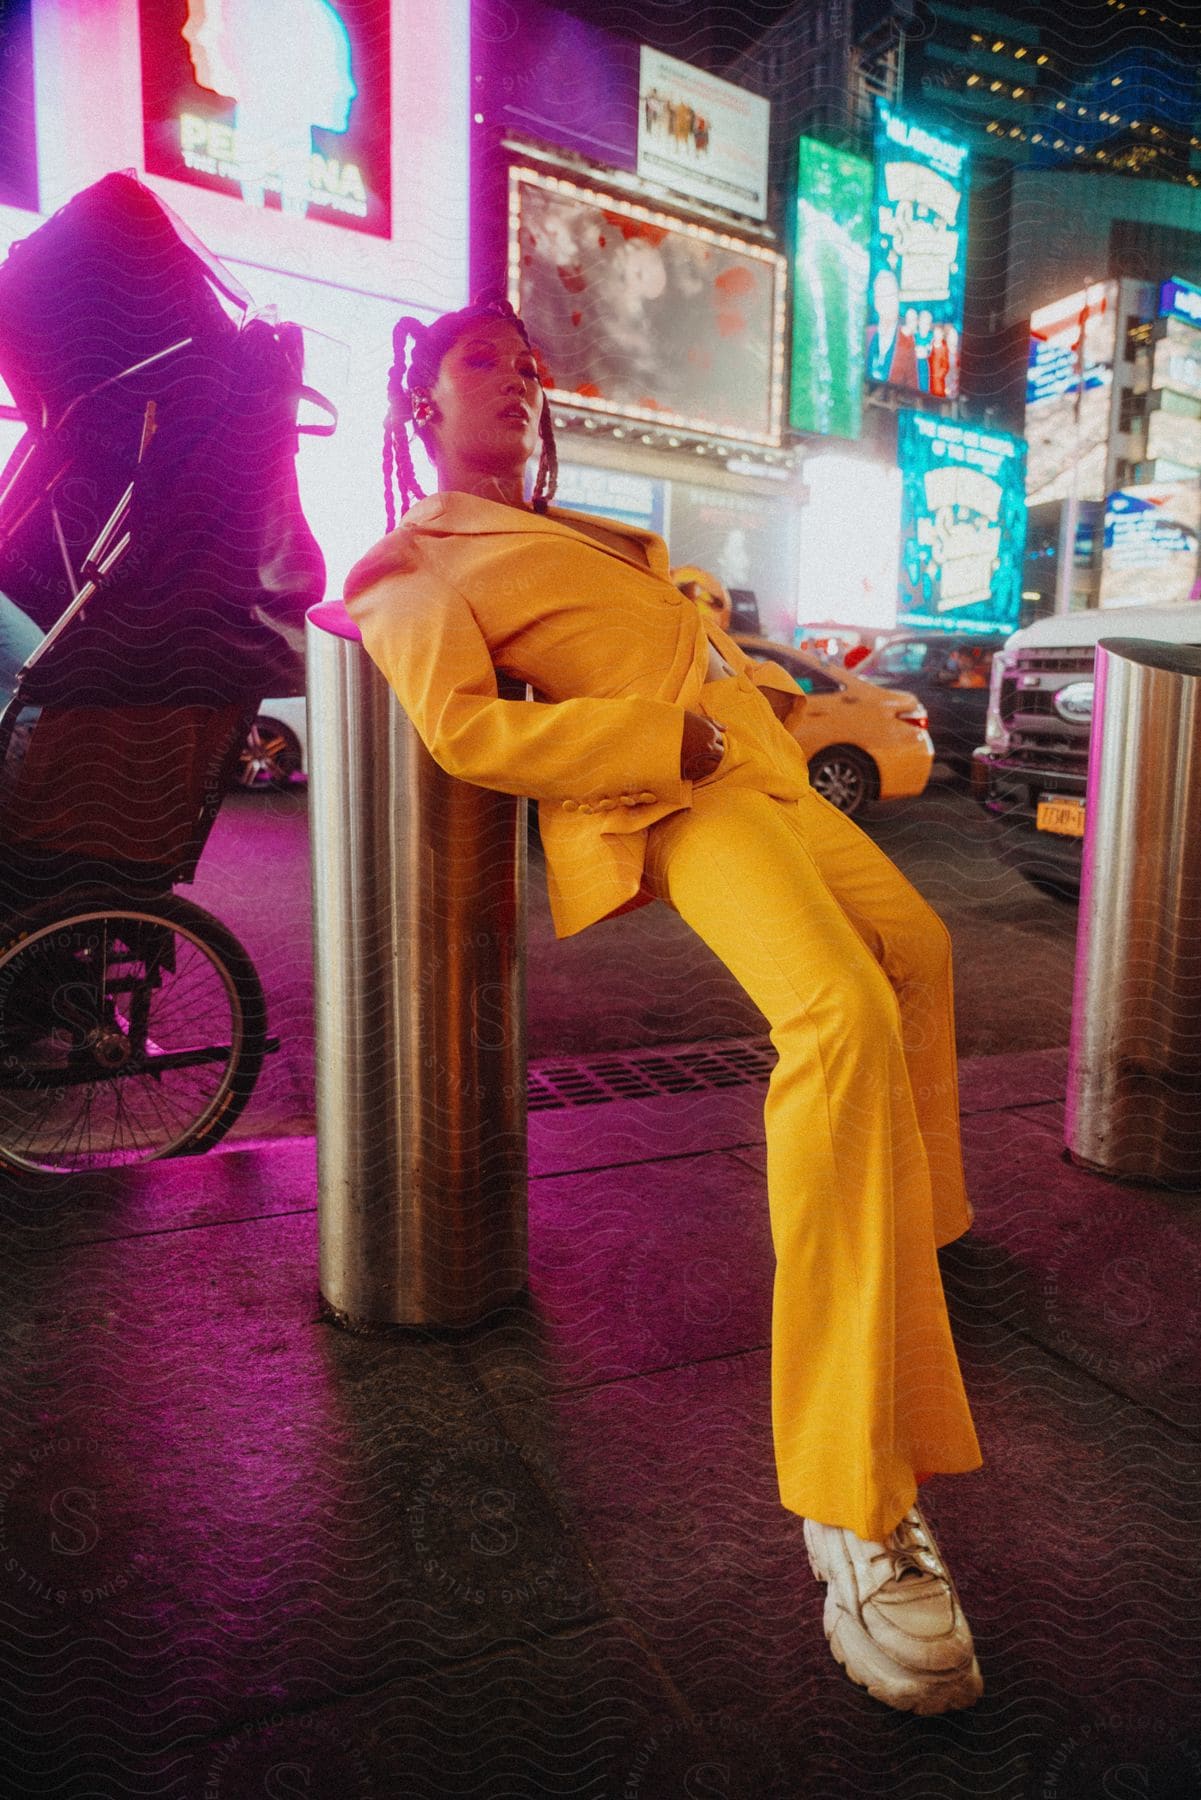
0, 1135, 318, 1246
951, 1108, 1201, 1431
956, 1045, 1071, 1116
11, 1621, 693, 1800
462, 1151, 774, 1409
528, 1082, 766, 1178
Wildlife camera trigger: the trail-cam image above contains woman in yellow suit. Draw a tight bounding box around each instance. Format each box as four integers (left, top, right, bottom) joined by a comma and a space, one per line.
344, 300, 985, 1715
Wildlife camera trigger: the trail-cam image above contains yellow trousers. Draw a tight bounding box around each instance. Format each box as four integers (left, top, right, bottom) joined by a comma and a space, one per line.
641, 676, 983, 1542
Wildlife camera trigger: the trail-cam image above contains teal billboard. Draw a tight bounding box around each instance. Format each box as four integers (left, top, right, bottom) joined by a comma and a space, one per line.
866, 102, 968, 398
898, 410, 1027, 634
790, 137, 871, 440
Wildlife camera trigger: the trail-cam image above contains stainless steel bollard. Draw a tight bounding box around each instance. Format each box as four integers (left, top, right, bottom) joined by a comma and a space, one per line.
1066, 637, 1201, 1186
305, 600, 528, 1326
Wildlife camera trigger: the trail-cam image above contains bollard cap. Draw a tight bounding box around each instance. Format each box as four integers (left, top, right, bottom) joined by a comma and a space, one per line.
306, 599, 362, 642
1097, 638, 1201, 678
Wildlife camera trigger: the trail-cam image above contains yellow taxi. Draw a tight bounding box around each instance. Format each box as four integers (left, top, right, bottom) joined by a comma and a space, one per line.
668, 566, 933, 816
731, 635, 935, 816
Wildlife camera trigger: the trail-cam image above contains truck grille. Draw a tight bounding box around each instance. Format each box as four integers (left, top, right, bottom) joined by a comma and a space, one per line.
1000, 646, 1095, 749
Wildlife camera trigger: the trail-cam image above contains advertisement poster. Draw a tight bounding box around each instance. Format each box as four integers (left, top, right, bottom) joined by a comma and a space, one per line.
897, 410, 1028, 634
511, 168, 786, 445
1100, 483, 1201, 608
865, 102, 968, 397
790, 138, 871, 440
139, 0, 391, 237
1024, 281, 1117, 506
637, 46, 770, 221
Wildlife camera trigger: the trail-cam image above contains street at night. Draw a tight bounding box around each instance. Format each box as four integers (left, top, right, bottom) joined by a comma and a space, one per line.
3, 0, 1201, 1790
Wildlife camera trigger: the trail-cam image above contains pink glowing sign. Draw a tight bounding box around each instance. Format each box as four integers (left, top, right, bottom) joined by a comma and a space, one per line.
140, 0, 390, 236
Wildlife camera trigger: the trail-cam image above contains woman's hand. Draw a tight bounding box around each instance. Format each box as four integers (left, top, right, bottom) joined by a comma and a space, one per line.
680, 709, 726, 781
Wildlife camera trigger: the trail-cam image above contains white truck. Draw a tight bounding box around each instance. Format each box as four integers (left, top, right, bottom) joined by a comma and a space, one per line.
971, 601, 1201, 897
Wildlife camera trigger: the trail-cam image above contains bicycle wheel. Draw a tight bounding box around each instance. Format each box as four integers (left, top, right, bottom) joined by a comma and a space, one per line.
0, 892, 267, 1173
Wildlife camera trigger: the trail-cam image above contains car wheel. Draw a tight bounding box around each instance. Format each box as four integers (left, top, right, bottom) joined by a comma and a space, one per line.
236, 717, 304, 790
807, 746, 876, 816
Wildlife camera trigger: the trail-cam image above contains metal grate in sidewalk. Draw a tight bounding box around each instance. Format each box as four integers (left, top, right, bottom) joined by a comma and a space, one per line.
527, 1036, 775, 1111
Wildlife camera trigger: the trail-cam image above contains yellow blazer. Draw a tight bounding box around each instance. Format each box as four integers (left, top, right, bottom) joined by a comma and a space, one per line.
343, 492, 808, 938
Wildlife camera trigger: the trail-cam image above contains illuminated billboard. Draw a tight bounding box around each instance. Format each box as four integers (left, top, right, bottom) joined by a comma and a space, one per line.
790, 138, 871, 440
897, 410, 1027, 635
865, 103, 968, 397
509, 167, 787, 446
139, 0, 391, 236
1024, 281, 1118, 507
1100, 483, 1201, 608
637, 47, 770, 221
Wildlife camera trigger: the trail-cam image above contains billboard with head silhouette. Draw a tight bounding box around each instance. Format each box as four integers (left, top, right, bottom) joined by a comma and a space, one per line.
140, 0, 390, 237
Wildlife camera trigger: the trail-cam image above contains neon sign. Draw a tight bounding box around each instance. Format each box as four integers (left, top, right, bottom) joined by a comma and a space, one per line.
140, 0, 391, 237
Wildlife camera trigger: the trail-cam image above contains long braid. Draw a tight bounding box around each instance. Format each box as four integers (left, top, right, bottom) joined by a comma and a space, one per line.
382, 414, 398, 533
531, 404, 558, 513
381, 297, 559, 528
382, 316, 429, 527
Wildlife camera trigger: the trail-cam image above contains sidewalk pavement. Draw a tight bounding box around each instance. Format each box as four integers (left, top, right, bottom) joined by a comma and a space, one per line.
1, 1045, 1199, 1799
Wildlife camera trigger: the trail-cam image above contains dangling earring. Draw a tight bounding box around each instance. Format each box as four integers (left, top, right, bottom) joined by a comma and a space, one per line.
411, 391, 434, 428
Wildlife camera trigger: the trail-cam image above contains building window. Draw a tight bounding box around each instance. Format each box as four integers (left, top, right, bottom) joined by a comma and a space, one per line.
1118, 389, 1146, 432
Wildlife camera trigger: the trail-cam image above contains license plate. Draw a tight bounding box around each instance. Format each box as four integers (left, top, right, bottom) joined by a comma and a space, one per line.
1036, 796, 1085, 838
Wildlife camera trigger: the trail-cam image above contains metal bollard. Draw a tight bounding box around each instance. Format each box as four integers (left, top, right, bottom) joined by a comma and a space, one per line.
1066, 637, 1201, 1187
305, 600, 528, 1327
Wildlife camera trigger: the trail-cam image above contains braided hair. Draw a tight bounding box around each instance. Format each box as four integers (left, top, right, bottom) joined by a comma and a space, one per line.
383, 296, 558, 530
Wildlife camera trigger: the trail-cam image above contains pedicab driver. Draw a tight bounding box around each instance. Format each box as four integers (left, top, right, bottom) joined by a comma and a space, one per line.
343, 298, 985, 1716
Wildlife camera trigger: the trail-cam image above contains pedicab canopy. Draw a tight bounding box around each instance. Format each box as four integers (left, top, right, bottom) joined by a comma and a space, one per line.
0, 171, 326, 709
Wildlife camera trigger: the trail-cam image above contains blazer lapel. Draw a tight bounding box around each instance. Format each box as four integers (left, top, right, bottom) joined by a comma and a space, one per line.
406, 493, 672, 579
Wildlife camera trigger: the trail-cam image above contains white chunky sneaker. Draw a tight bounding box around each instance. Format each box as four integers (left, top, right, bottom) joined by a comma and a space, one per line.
803, 1503, 983, 1714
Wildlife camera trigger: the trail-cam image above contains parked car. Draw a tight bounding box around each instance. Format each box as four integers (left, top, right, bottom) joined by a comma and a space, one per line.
732, 635, 934, 816
854, 631, 1006, 776
235, 696, 307, 789
972, 601, 1201, 899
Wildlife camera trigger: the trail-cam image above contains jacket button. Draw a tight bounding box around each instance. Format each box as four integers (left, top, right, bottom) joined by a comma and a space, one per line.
577, 802, 594, 814
620, 794, 638, 807
596, 797, 617, 811
561, 799, 579, 812
637, 791, 656, 803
